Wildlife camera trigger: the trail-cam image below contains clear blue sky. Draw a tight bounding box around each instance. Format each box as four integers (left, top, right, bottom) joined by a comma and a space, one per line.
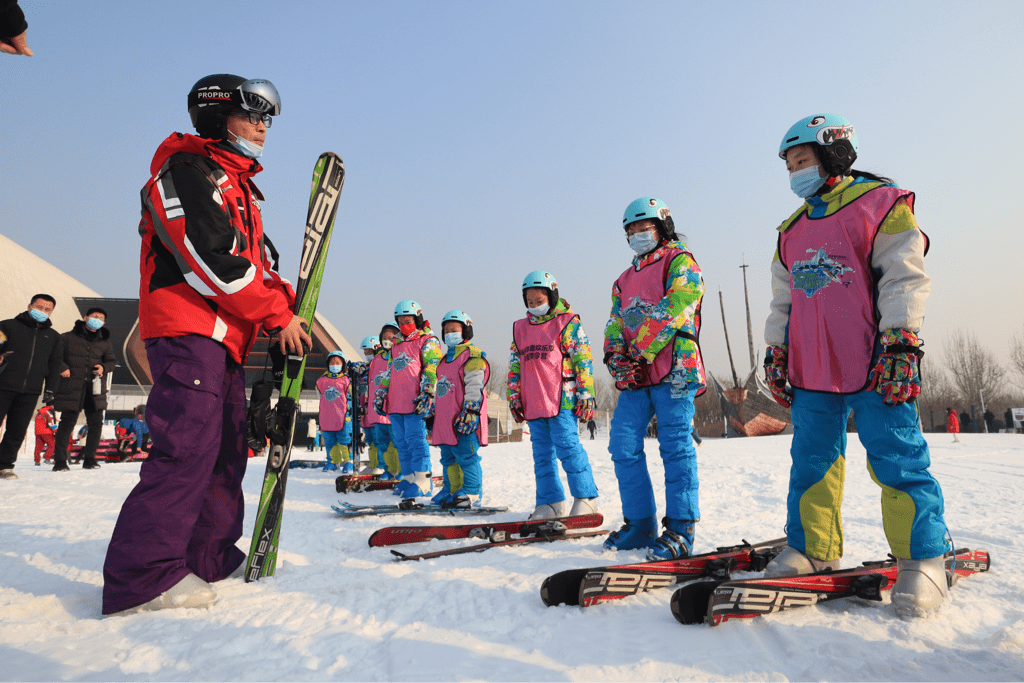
2, 0, 1022, 389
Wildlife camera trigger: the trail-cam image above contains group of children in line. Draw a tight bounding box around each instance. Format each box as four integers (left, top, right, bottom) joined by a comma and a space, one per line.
309, 113, 951, 619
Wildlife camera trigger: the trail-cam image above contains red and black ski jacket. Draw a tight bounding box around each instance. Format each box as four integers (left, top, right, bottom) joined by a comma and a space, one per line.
138, 133, 296, 363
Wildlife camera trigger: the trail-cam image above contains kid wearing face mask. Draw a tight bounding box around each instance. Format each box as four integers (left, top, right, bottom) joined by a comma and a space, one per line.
366, 322, 401, 480
317, 351, 354, 473
508, 271, 599, 520
373, 302, 443, 498
429, 310, 490, 508
603, 198, 706, 560
763, 114, 950, 619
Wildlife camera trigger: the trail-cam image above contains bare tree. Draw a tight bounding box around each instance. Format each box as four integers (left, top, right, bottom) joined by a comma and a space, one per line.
942, 329, 1006, 406
593, 375, 620, 413
486, 358, 507, 397
917, 365, 960, 432
1009, 327, 1024, 391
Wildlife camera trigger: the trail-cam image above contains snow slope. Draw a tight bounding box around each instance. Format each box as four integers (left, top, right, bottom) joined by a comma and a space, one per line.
1, 433, 1022, 681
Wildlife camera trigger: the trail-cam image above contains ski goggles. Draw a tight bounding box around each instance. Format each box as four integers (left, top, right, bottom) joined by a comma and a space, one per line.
237, 78, 281, 117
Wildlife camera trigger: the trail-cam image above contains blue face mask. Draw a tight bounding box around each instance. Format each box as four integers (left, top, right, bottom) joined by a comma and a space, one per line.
527, 304, 550, 317
444, 333, 463, 347
29, 308, 49, 323
86, 317, 104, 330
790, 165, 826, 198
229, 133, 264, 159
628, 231, 659, 255
329, 364, 343, 374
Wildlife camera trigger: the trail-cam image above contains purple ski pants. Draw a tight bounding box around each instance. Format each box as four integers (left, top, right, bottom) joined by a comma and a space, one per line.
102, 336, 248, 614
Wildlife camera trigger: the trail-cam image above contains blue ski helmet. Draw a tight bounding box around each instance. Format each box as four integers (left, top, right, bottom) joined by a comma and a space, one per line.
622, 197, 677, 240
394, 299, 425, 329
360, 336, 380, 352
522, 271, 559, 309
441, 310, 474, 341
379, 321, 400, 348
779, 114, 859, 176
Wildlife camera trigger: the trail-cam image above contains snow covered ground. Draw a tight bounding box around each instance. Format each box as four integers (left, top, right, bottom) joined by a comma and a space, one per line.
1, 432, 1022, 681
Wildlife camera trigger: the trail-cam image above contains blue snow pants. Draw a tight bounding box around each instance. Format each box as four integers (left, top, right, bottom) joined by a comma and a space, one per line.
608, 382, 699, 522
372, 423, 397, 475
439, 433, 482, 496
322, 429, 350, 463
528, 408, 599, 506
788, 387, 949, 561
390, 413, 430, 474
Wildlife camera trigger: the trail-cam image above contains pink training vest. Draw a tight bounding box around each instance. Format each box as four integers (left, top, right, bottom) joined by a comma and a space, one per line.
316, 373, 349, 431
365, 353, 391, 426
615, 245, 701, 388
432, 347, 491, 447
781, 185, 915, 393
387, 334, 431, 415
512, 312, 575, 421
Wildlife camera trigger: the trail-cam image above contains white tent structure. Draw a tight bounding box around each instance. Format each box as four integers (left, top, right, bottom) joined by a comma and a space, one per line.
0, 233, 102, 332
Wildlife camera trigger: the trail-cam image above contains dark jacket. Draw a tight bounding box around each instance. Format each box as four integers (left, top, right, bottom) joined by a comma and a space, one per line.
0, 311, 63, 395
0, 0, 27, 39
53, 321, 117, 412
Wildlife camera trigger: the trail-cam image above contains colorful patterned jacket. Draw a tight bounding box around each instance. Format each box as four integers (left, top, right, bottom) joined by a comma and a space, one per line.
604, 240, 706, 393
507, 299, 594, 412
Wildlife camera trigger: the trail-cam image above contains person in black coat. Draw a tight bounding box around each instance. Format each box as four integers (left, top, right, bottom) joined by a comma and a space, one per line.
52, 308, 117, 471
0, 294, 64, 478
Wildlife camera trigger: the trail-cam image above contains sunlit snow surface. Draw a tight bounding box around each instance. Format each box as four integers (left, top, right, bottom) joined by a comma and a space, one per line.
1, 432, 1022, 681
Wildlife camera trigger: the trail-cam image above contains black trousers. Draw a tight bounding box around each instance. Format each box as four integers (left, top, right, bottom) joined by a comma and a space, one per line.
0, 390, 39, 470
54, 392, 104, 465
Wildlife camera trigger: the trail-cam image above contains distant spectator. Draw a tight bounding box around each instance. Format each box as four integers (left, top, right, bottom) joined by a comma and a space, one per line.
946, 408, 960, 443
961, 411, 972, 433
587, 419, 596, 440
983, 410, 995, 434
1006, 408, 1016, 434
0, 0, 32, 56
0, 294, 63, 479
52, 308, 117, 471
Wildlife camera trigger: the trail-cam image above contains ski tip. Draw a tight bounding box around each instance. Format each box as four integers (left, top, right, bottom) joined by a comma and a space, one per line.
539, 570, 586, 607
670, 580, 718, 626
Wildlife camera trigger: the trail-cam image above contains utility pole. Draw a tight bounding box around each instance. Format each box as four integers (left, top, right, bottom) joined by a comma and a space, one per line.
719, 286, 740, 388
740, 256, 756, 373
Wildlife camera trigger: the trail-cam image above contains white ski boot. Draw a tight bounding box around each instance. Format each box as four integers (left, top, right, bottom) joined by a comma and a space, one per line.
568, 497, 599, 516
529, 500, 568, 520
109, 573, 216, 616
763, 547, 840, 578
892, 555, 950, 618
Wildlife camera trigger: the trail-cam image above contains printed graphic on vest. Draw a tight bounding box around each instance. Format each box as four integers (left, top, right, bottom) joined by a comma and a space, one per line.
522, 344, 554, 362
435, 375, 454, 399
622, 296, 670, 331
324, 386, 342, 401
392, 352, 414, 372
791, 248, 854, 298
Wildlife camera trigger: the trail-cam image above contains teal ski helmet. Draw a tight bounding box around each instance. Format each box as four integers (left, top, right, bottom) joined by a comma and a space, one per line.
326, 350, 346, 371
779, 114, 859, 177
441, 310, 474, 341
622, 197, 677, 240
394, 300, 425, 329
360, 336, 380, 353
522, 270, 559, 309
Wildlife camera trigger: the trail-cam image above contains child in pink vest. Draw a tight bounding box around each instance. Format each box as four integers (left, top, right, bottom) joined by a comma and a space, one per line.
763, 113, 949, 619
373, 301, 443, 498
603, 197, 706, 560
316, 351, 353, 473
431, 310, 489, 508
508, 271, 599, 520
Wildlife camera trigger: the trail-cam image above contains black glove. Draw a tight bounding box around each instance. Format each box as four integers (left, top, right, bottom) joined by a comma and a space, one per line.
246, 379, 274, 451
268, 344, 286, 391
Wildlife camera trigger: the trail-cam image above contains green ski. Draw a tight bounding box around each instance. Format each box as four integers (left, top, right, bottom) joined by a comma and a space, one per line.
245, 152, 345, 582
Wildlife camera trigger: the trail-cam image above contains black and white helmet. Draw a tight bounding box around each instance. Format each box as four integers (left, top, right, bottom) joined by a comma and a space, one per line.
187, 74, 281, 139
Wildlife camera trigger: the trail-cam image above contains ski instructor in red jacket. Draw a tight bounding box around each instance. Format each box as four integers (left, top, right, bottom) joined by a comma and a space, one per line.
103, 74, 311, 616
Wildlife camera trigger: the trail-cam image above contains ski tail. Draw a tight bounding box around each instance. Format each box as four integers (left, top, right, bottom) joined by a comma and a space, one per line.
244, 153, 345, 582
